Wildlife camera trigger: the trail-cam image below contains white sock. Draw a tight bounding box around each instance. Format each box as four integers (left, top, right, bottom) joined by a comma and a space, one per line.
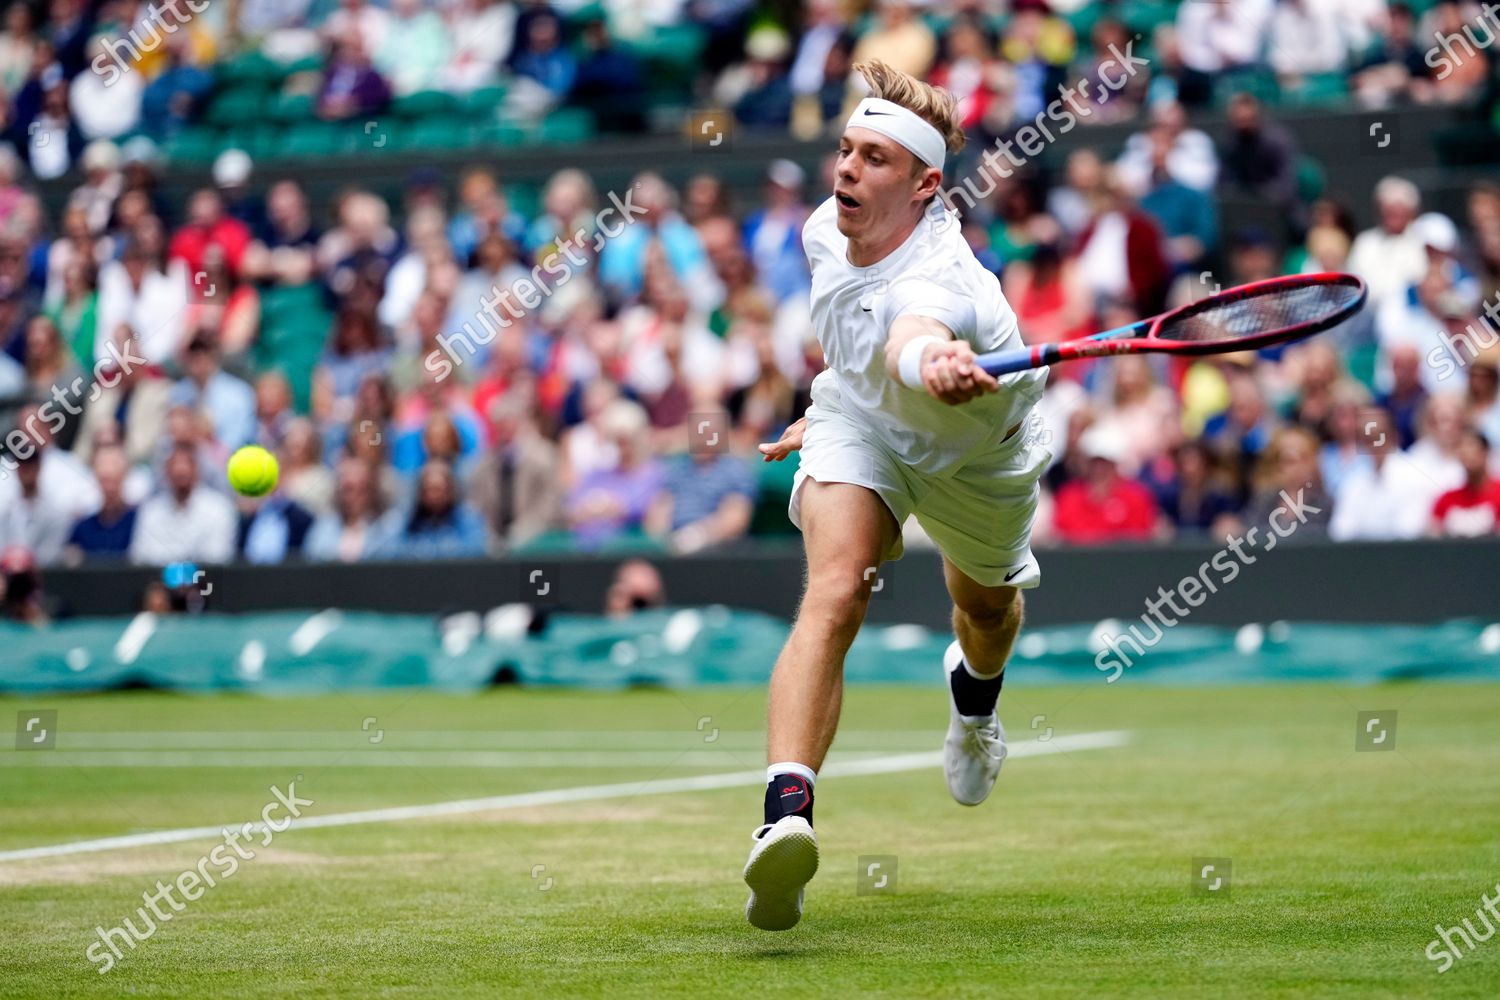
952, 639, 1005, 680
767, 761, 817, 786
960, 658, 1005, 681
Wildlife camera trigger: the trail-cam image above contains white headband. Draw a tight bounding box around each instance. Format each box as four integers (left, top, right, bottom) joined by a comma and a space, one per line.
845, 97, 946, 173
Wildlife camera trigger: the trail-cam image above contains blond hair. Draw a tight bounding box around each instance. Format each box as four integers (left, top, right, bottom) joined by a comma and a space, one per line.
852, 59, 966, 168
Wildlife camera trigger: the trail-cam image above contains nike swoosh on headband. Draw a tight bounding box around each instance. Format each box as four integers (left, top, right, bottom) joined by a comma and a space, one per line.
846, 97, 945, 170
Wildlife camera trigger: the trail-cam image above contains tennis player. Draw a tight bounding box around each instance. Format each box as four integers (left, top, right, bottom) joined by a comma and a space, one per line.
742, 60, 1052, 930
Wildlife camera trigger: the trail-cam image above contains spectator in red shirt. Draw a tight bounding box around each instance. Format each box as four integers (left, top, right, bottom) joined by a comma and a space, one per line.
169, 188, 252, 287
1430, 429, 1500, 537
1075, 169, 1172, 317
1053, 425, 1162, 543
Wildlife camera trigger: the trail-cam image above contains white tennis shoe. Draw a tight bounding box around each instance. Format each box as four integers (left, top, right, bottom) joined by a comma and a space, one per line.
943, 640, 1007, 806
743, 815, 818, 930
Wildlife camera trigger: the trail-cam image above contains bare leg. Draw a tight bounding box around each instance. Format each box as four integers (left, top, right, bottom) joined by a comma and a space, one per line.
942, 557, 1024, 678
767, 480, 900, 770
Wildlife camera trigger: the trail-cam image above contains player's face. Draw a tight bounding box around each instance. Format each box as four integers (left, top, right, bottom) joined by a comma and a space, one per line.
834, 127, 937, 247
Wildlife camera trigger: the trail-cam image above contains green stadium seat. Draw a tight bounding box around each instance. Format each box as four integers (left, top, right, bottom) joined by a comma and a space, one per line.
628, 23, 706, 100
1296, 156, 1327, 203
269, 91, 316, 123
217, 51, 282, 90
280, 53, 326, 77
920, 12, 955, 38
257, 284, 331, 413
1215, 67, 1280, 108
1347, 342, 1380, 394
503, 184, 541, 220
749, 455, 799, 537
162, 127, 221, 163
559, 1, 605, 27
537, 108, 594, 144
205, 85, 267, 127
219, 125, 281, 161
281, 121, 345, 156
392, 89, 459, 119
476, 120, 530, 148
459, 85, 508, 119
511, 527, 665, 555
1117, 0, 1177, 36
397, 116, 474, 150
1055, 6, 1096, 38
1282, 73, 1349, 107
262, 283, 326, 322
510, 529, 576, 553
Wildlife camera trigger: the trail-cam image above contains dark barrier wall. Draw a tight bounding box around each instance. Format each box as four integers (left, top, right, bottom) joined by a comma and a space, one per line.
39, 538, 1500, 628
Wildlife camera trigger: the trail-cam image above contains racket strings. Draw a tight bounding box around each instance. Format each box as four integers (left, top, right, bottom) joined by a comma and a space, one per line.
1162, 283, 1363, 343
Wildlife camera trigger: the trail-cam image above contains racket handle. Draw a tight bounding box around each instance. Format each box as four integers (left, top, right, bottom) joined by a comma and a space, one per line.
978, 319, 1152, 375
977, 343, 1057, 375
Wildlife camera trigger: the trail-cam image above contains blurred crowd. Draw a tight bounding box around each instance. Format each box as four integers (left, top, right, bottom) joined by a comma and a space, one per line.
727, 0, 1498, 139
0, 0, 1498, 599
0, 0, 1495, 165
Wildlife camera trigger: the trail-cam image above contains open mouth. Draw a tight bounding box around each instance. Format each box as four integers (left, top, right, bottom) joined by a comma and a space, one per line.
836, 191, 861, 210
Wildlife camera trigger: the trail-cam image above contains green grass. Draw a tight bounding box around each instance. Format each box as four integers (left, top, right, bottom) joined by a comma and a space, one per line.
2, 683, 1498, 998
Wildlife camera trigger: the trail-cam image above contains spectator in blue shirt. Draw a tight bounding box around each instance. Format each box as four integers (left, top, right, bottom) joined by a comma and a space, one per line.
391, 408, 483, 480
65, 446, 137, 562
510, 11, 576, 110
1202, 367, 1280, 504
742, 159, 813, 304
237, 494, 316, 564
599, 173, 723, 312
170, 334, 257, 451
1137, 129, 1219, 276
306, 457, 402, 563
647, 424, 758, 554
140, 33, 213, 140
569, 17, 646, 133
395, 459, 487, 559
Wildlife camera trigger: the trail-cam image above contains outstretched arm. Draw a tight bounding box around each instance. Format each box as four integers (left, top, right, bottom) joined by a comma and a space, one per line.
883, 314, 999, 405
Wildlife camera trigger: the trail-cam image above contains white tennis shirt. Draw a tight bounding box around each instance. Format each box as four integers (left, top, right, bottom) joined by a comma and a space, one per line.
802, 194, 1047, 475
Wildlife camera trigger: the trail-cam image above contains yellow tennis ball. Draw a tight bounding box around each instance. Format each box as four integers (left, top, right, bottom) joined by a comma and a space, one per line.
227, 445, 280, 497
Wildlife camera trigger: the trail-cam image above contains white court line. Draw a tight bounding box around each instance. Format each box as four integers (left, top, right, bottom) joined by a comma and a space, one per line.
0, 730, 1128, 863
2, 730, 958, 751
2, 750, 936, 768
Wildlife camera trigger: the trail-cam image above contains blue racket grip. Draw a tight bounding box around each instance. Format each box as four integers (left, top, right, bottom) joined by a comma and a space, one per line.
976, 343, 1057, 375
976, 320, 1151, 375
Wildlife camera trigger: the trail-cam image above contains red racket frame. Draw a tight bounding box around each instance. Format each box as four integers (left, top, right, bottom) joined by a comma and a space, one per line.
976, 273, 1368, 376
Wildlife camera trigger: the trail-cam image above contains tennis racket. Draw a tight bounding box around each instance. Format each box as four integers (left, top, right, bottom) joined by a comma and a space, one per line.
977, 273, 1368, 376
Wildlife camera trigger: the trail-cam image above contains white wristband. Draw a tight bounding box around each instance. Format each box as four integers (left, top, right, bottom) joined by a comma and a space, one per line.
898, 335, 943, 390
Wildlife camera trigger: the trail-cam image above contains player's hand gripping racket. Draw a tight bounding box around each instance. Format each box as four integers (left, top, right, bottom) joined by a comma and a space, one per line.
976, 273, 1368, 376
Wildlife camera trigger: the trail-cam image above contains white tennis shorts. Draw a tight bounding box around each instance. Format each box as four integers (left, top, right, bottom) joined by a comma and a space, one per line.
788, 392, 1050, 589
